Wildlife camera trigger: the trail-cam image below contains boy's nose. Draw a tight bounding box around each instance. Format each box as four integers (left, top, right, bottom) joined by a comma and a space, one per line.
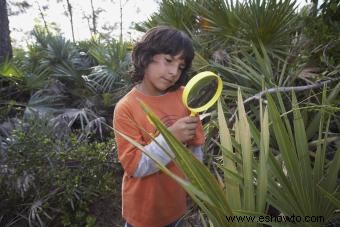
168, 65, 179, 76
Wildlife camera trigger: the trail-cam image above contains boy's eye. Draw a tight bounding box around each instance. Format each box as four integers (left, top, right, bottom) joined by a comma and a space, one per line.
165, 57, 172, 62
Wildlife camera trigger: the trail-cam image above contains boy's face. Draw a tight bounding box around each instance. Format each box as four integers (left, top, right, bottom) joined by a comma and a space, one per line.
141, 53, 186, 96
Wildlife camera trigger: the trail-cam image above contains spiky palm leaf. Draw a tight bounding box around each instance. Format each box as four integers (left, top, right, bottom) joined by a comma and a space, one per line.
238, 0, 298, 55
135, 0, 197, 34
189, 0, 298, 56
24, 79, 105, 136
189, 0, 243, 49
262, 91, 340, 226
86, 39, 131, 93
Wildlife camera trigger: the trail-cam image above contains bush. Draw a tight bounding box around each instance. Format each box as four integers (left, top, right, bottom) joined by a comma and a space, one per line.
0, 118, 122, 226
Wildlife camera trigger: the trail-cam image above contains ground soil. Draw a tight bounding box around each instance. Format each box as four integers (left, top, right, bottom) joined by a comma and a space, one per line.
90, 194, 124, 227
90, 194, 204, 227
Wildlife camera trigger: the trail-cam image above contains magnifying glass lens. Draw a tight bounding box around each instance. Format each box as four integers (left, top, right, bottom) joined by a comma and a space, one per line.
187, 77, 218, 108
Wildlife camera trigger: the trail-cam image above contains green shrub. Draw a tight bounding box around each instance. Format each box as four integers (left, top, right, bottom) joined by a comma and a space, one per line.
0, 118, 122, 226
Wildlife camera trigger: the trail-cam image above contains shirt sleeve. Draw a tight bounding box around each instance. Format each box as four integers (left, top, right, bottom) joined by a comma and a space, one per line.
191, 145, 204, 162
113, 102, 144, 176
133, 134, 174, 177
134, 142, 204, 178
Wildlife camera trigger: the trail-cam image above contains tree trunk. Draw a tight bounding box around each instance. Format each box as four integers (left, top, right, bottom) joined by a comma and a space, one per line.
65, 0, 75, 42
0, 0, 12, 62
119, 0, 123, 41
118, 0, 129, 41
36, 1, 50, 34
90, 0, 97, 34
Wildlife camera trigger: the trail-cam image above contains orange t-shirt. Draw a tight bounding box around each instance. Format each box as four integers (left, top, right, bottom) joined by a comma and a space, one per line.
113, 86, 205, 227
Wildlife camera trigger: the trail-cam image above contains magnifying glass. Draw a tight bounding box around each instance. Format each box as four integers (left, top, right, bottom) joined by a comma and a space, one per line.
182, 71, 223, 116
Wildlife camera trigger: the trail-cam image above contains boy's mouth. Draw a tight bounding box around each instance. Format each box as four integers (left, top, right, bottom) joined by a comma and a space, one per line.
161, 77, 174, 85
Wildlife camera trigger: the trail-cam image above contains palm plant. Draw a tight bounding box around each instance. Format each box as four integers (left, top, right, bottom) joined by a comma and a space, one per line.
213, 44, 278, 99
1, 27, 133, 147
188, 0, 298, 56
22, 34, 104, 137
263, 91, 339, 226
135, 0, 197, 34
86, 38, 131, 94
25, 31, 133, 138
116, 86, 340, 226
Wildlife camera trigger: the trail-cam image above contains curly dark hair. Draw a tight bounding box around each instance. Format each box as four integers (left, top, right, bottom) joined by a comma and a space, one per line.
131, 26, 194, 91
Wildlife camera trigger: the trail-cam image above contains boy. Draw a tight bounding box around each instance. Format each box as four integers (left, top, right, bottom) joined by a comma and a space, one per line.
113, 26, 205, 227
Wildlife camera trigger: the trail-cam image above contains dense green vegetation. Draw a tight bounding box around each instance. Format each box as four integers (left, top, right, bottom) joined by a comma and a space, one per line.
1, 0, 339, 226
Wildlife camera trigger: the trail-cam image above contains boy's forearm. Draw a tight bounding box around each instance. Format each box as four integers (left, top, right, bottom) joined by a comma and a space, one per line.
133, 134, 174, 177
133, 135, 203, 177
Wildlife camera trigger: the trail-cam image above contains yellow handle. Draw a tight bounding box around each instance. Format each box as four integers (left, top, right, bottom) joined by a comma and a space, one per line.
190, 111, 197, 117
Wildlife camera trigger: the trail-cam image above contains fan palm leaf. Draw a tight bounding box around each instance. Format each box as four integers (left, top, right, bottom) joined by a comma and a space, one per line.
86, 40, 131, 93
189, 0, 298, 56
135, 0, 196, 34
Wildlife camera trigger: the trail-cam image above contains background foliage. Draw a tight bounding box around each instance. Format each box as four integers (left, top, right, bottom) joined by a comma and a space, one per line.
0, 116, 123, 226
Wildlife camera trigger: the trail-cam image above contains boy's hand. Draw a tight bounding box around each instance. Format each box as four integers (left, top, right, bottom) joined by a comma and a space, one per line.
168, 116, 198, 143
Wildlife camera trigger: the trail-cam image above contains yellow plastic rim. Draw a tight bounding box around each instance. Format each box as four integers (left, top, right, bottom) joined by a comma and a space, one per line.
182, 71, 222, 115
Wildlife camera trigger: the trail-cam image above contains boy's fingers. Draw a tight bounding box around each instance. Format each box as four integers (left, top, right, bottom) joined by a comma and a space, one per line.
186, 120, 198, 126
185, 131, 195, 137
184, 120, 196, 127
187, 124, 197, 130
184, 116, 198, 122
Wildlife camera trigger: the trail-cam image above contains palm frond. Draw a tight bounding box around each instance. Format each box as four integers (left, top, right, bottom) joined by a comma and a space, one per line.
86, 40, 131, 93
135, 0, 196, 34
